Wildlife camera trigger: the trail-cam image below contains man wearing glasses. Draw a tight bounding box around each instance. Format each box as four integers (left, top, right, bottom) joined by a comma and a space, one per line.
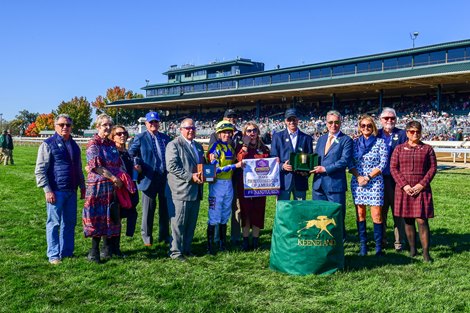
165, 119, 204, 261
35, 114, 85, 265
311, 110, 353, 241
129, 111, 171, 247
271, 108, 313, 200
378, 107, 407, 251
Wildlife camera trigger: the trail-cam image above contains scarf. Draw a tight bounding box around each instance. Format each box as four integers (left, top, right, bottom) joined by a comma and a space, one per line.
356, 135, 377, 160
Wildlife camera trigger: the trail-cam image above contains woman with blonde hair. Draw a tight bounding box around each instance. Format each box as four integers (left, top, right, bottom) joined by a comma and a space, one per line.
349, 115, 388, 256
235, 121, 270, 251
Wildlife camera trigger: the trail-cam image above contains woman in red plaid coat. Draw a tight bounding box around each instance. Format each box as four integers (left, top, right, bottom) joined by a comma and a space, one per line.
390, 121, 437, 262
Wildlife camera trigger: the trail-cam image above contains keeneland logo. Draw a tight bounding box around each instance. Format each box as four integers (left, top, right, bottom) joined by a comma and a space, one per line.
297, 216, 336, 238
297, 216, 337, 247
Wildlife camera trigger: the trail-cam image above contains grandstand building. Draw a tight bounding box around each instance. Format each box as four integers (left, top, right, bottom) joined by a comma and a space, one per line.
108, 39, 470, 118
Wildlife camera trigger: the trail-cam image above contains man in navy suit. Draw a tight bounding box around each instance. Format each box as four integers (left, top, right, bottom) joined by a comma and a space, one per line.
311, 110, 353, 240
378, 107, 407, 251
129, 111, 171, 246
271, 108, 313, 200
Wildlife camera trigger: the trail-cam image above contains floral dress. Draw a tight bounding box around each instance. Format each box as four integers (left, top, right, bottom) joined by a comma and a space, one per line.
350, 137, 388, 206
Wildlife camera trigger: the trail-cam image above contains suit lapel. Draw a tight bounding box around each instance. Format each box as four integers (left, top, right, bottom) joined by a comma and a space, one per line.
180, 137, 197, 165
285, 130, 294, 152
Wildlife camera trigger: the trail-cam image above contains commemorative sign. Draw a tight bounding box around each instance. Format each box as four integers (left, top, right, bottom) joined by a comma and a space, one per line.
197, 163, 216, 183
243, 157, 280, 197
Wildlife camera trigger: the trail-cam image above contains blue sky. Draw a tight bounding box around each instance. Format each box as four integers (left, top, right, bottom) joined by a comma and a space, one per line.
0, 0, 469, 121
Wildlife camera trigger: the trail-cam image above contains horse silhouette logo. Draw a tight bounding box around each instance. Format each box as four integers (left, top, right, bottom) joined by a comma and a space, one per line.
297, 216, 336, 238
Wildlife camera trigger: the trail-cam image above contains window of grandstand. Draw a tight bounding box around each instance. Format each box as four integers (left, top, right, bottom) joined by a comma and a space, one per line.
414, 53, 430, 66
183, 85, 193, 93
193, 70, 206, 77
332, 64, 355, 76
447, 47, 467, 62
384, 58, 398, 70
239, 78, 254, 87
193, 84, 205, 92
207, 82, 222, 91
356, 62, 369, 73
310, 67, 331, 78
369, 60, 382, 72
254, 76, 271, 86
184, 73, 192, 78
429, 51, 446, 64
221, 80, 235, 89
397, 56, 412, 68
290, 70, 309, 81
271, 73, 289, 84
168, 87, 178, 95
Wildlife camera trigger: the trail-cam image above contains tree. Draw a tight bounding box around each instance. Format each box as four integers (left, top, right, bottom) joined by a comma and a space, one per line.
13, 110, 39, 135
91, 86, 145, 126
35, 113, 55, 133
55, 96, 93, 132
25, 122, 39, 137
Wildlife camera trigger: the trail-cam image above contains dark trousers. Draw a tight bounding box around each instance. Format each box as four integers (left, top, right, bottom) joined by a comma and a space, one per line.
141, 175, 169, 245
382, 175, 406, 249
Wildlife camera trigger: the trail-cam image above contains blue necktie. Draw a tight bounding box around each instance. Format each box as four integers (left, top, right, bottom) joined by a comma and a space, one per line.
156, 134, 166, 173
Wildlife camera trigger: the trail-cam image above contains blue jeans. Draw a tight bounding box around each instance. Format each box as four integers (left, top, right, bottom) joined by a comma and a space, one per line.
46, 191, 77, 261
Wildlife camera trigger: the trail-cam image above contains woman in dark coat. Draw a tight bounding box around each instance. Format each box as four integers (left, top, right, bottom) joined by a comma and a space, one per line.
390, 121, 437, 262
235, 121, 270, 251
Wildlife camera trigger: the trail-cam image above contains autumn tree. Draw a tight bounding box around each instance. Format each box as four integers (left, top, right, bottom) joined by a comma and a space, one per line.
35, 113, 55, 133
25, 122, 39, 137
92, 86, 145, 126
55, 96, 92, 132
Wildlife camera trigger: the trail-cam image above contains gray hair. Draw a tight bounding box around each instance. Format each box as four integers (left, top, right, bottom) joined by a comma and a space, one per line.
326, 110, 342, 120
380, 107, 397, 118
180, 118, 194, 128
55, 114, 73, 125
95, 113, 113, 127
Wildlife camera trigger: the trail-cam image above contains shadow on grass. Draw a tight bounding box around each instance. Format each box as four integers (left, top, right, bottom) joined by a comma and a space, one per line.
430, 227, 470, 257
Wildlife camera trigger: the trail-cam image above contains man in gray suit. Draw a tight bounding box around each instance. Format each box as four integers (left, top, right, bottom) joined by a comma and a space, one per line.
165, 118, 204, 261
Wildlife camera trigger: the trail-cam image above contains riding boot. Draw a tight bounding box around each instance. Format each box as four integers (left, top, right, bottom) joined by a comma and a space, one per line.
357, 221, 368, 256
207, 225, 216, 255
374, 223, 385, 256
100, 236, 112, 259
88, 237, 101, 263
252, 237, 259, 250
113, 235, 124, 258
219, 224, 227, 252
241, 237, 250, 252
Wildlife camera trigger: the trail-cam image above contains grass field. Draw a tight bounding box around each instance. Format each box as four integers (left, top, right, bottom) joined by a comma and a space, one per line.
0, 146, 469, 312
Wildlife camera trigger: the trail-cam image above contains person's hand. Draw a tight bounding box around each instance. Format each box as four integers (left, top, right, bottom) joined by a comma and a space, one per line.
283, 160, 292, 171
209, 153, 216, 162
242, 135, 251, 146
357, 176, 369, 187
46, 191, 56, 204
276, 157, 280, 164
192, 172, 202, 184
134, 164, 142, 173
80, 188, 86, 199
403, 184, 414, 196
311, 166, 326, 174
297, 171, 310, 177
235, 161, 244, 168
112, 176, 123, 189
412, 183, 424, 195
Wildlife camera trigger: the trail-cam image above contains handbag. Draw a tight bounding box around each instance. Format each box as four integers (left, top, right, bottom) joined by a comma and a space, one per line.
109, 190, 121, 224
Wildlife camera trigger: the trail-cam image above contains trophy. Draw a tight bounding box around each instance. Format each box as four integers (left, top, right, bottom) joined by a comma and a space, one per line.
289, 152, 318, 172
197, 163, 216, 182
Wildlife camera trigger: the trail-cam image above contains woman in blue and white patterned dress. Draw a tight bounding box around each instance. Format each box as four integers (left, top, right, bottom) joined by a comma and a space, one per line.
350, 115, 388, 256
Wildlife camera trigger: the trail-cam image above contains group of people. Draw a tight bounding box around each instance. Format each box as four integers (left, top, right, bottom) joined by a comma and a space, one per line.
0, 129, 14, 165
34, 105, 438, 265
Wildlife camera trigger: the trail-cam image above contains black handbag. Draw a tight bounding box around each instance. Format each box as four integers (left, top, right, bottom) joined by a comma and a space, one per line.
109, 191, 121, 224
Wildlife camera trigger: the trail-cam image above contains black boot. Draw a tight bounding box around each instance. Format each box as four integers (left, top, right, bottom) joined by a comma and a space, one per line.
357, 221, 368, 256
113, 236, 124, 258
252, 237, 259, 250
100, 236, 112, 259
219, 224, 227, 252
207, 225, 216, 255
88, 237, 101, 263
241, 237, 250, 251
374, 223, 385, 256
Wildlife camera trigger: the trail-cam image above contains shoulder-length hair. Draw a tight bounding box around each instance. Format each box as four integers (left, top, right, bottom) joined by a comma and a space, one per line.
357, 115, 378, 136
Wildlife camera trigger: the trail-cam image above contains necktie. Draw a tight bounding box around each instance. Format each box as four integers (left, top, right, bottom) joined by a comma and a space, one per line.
324, 135, 334, 154
190, 141, 199, 163
156, 134, 166, 172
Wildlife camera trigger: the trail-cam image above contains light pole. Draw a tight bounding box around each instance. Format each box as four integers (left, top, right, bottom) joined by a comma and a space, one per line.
410, 32, 419, 48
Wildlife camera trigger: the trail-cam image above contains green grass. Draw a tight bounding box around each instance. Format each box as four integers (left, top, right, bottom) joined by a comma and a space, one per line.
0, 146, 469, 312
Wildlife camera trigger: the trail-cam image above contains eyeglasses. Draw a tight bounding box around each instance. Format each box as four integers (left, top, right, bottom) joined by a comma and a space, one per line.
149, 120, 160, 124
181, 126, 196, 131
381, 116, 396, 121
56, 123, 71, 128
115, 131, 128, 137
246, 128, 258, 133
407, 130, 421, 135
286, 117, 297, 122
360, 124, 373, 129
327, 121, 340, 125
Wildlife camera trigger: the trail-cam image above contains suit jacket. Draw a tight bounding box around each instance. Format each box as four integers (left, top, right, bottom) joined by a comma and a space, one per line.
165, 136, 204, 201
128, 130, 171, 192
313, 131, 353, 193
377, 127, 407, 175
270, 129, 313, 191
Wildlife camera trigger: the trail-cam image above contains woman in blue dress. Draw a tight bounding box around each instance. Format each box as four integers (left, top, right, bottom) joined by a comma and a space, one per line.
350, 115, 388, 256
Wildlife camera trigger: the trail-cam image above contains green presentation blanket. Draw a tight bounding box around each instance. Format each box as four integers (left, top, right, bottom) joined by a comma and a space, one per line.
269, 200, 344, 275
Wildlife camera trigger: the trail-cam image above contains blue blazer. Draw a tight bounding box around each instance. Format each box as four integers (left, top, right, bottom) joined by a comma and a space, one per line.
129, 131, 171, 192
313, 131, 353, 193
270, 129, 313, 191
377, 127, 407, 175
